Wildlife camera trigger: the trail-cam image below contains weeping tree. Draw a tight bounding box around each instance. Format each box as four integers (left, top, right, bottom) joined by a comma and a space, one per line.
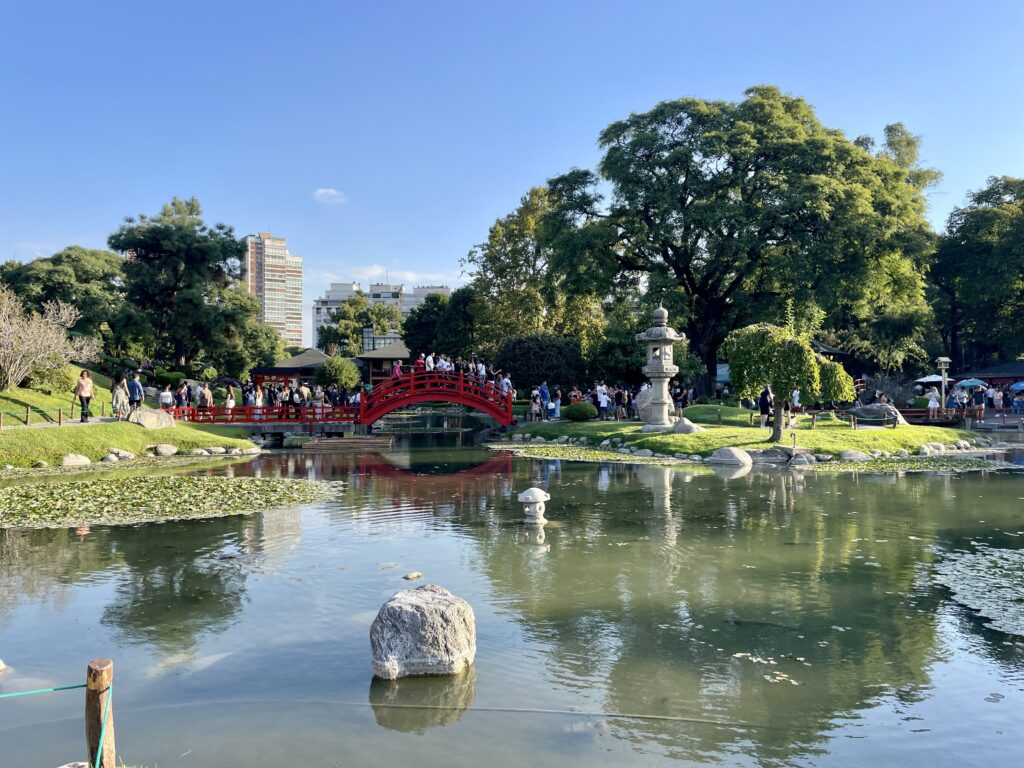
726, 323, 820, 442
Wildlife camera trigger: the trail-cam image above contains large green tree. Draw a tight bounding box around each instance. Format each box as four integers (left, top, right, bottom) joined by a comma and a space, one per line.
544, 86, 933, 392
107, 197, 250, 369
463, 187, 606, 358
929, 176, 1024, 369
402, 292, 450, 357
433, 285, 480, 358
0, 246, 124, 341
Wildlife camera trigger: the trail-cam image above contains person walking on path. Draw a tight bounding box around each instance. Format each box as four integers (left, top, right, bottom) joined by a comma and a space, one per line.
111, 373, 130, 421
74, 370, 94, 423
128, 373, 145, 412
538, 381, 550, 420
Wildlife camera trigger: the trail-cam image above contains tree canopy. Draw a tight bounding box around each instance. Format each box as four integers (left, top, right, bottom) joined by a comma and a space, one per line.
402, 292, 450, 357
544, 86, 933, 392
317, 292, 403, 355
315, 355, 361, 389
107, 197, 251, 369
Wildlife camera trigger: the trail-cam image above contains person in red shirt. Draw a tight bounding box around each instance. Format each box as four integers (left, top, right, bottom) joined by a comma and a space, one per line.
413, 353, 426, 373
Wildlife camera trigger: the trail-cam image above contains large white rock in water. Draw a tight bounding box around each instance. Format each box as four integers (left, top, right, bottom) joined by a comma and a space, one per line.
370, 585, 476, 680
128, 408, 175, 430
671, 417, 706, 434
61, 454, 91, 467
707, 447, 752, 466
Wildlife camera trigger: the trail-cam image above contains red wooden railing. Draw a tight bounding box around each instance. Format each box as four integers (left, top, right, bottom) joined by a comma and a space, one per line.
162, 372, 515, 427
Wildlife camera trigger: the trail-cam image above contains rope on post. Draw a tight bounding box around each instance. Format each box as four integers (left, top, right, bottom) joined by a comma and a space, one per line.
0, 683, 86, 699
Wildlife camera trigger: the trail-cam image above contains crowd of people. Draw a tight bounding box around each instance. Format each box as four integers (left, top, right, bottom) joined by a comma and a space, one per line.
156, 377, 366, 421
925, 384, 1024, 422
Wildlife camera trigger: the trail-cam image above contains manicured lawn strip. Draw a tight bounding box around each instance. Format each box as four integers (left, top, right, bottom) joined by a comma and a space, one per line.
513, 405, 975, 457
0, 422, 253, 467
0, 476, 331, 528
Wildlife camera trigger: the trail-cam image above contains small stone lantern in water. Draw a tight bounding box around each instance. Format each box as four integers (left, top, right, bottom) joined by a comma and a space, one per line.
518, 487, 551, 526
636, 305, 685, 432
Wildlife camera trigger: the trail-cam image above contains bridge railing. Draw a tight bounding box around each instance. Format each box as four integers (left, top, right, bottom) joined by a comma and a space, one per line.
362, 371, 512, 412
165, 404, 360, 425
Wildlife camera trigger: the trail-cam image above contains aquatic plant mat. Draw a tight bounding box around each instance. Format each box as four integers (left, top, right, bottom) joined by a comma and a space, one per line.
934, 546, 1024, 636
0, 476, 334, 528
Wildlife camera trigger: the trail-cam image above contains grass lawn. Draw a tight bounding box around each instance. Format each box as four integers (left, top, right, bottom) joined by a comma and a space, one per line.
0, 422, 253, 467
514, 405, 976, 457
0, 365, 114, 426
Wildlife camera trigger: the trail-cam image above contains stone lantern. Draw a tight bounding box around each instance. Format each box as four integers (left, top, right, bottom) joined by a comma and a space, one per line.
635, 305, 685, 432
517, 487, 550, 526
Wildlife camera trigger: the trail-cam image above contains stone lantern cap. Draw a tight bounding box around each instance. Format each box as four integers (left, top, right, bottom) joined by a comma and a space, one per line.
636, 305, 684, 343
518, 488, 551, 504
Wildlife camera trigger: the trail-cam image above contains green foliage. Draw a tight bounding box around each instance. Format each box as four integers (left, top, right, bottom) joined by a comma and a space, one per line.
562, 402, 598, 422
151, 369, 185, 387
402, 292, 449, 357
108, 197, 250, 369
930, 176, 1024, 368
315, 356, 360, 389
434, 286, 480, 358
463, 187, 607, 358
319, 292, 404, 355
544, 86, 934, 390
201, 366, 218, 382
23, 364, 75, 395
494, 334, 586, 389
727, 323, 820, 441
817, 357, 856, 403
0, 246, 125, 342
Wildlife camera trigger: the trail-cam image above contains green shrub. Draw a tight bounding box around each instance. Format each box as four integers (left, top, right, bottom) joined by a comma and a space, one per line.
151, 369, 185, 387
23, 365, 75, 395
696, 395, 711, 405
315, 356, 361, 389
913, 396, 929, 408
562, 402, 598, 422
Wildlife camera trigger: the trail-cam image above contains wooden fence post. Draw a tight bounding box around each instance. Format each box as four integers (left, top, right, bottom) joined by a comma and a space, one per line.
810, 412, 816, 430
86, 658, 116, 768
101, 402, 106, 417
717, 408, 722, 426
0, 412, 4, 430
58, 409, 63, 426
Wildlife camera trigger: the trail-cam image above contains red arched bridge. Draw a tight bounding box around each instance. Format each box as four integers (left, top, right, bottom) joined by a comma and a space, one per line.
167, 371, 514, 427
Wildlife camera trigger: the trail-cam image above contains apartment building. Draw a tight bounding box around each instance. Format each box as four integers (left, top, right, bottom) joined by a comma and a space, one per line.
312, 281, 451, 344
242, 232, 303, 346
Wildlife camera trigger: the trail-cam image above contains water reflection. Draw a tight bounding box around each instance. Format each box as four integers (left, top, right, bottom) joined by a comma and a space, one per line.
1, 451, 1022, 767
368, 668, 477, 733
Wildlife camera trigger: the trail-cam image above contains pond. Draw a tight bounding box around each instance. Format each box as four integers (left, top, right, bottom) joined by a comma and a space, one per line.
1, 441, 1023, 767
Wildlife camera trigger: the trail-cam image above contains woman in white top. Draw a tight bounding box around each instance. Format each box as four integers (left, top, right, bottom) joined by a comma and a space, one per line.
927, 387, 940, 421
159, 385, 174, 410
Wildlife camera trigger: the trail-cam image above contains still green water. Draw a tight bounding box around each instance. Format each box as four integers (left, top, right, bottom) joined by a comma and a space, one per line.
1, 446, 1022, 767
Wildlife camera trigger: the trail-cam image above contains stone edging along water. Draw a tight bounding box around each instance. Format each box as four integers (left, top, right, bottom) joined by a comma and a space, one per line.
486, 441, 1018, 475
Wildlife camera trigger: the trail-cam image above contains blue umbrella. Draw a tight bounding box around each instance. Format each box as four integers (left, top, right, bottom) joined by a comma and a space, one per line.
1010, 381, 1024, 391
956, 378, 988, 388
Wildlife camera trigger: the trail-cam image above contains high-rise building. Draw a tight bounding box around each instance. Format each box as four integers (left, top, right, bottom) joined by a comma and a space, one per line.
312, 281, 451, 345
243, 232, 303, 346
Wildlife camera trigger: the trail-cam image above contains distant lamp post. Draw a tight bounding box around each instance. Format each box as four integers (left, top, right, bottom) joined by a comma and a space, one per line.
936, 356, 952, 412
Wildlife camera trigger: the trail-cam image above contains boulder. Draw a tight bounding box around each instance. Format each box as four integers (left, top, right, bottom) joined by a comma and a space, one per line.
578, 437, 588, 445
633, 449, 654, 457
2, 464, 13, 470
813, 454, 833, 462
617, 448, 631, 455
839, 450, 873, 462
599, 440, 612, 448
228, 447, 242, 455
107, 448, 135, 460
127, 408, 175, 430
850, 403, 907, 426
707, 447, 753, 466
206, 446, 227, 455
634, 387, 657, 424
748, 448, 790, 465
242, 447, 262, 455
370, 585, 476, 680
61, 454, 91, 467
191, 448, 210, 456
154, 444, 178, 457
32, 460, 48, 468
530, 436, 546, 444
688, 454, 702, 461
897, 449, 910, 458
671, 417, 706, 434
511, 434, 524, 443
100, 454, 118, 463
919, 446, 932, 456
554, 435, 570, 444
789, 453, 816, 467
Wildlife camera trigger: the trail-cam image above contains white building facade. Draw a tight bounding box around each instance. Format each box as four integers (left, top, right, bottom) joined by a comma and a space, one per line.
312, 282, 451, 344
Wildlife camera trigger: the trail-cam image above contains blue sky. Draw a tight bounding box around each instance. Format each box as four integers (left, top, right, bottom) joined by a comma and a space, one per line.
2, 1, 1023, 344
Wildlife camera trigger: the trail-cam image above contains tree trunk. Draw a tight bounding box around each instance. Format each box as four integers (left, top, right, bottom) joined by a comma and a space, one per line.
770, 414, 784, 443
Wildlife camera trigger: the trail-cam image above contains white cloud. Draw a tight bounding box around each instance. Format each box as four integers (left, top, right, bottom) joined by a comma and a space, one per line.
312, 188, 348, 205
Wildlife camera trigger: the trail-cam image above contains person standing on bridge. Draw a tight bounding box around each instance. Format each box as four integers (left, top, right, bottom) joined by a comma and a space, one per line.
390, 360, 402, 377
414, 354, 426, 373
425, 352, 435, 372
